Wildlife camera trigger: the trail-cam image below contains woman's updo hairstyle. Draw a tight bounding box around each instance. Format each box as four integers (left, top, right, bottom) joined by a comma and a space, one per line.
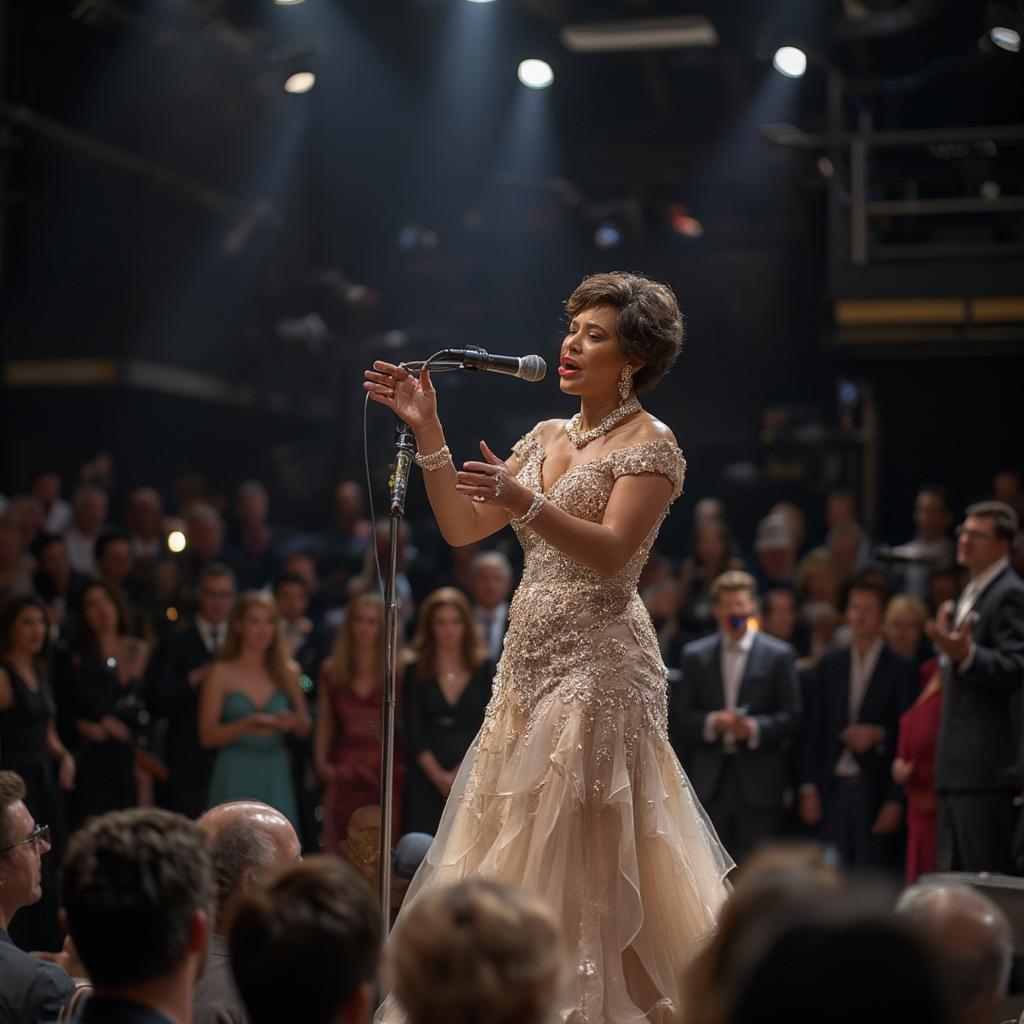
564, 271, 684, 395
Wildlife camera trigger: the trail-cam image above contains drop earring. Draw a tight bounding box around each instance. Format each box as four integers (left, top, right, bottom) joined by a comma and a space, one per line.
618, 365, 633, 403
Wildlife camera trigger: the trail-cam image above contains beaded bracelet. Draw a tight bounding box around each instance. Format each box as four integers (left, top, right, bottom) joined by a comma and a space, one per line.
512, 490, 547, 526
414, 445, 452, 473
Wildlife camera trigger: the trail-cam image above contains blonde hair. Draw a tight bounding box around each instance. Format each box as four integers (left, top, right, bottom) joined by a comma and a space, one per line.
710, 570, 757, 602
884, 594, 928, 627
218, 591, 292, 688
326, 593, 385, 691
392, 879, 563, 1024
409, 588, 486, 682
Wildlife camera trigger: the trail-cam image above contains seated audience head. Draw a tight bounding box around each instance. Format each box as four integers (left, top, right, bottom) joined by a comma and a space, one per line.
411, 587, 486, 679
235, 481, 269, 530
711, 571, 758, 641
769, 503, 806, 552
196, 800, 301, 934
693, 497, 726, 528
884, 595, 929, 661
691, 518, 736, 575
760, 588, 797, 644
95, 528, 135, 584
4, 496, 44, 548
753, 514, 797, 583
0, 519, 25, 570
32, 532, 71, 586
914, 485, 953, 541
126, 487, 164, 539
826, 488, 859, 529
957, 500, 1018, 577
826, 520, 868, 577
391, 878, 562, 1024
467, 551, 514, 612
897, 882, 1012, 1024
283, 551, 320, 590
0, 770, 52, 928
186, 504, 225, 563
795, 549, 840, 608
196, 562, 236, 626
31, 470, 62, 509
328, 593, 384, 689
272, 571, 310, 625
71, 483, 108, 534
219, 590, 289, 681
845, 573, 888, 649
73, 580, 129, 654
61, 808, 212, 995
230, 856, 381, 1024
0, 593, 49, 661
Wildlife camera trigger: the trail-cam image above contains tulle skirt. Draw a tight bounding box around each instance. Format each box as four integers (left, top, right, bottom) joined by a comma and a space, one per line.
375, 688, 733, 1024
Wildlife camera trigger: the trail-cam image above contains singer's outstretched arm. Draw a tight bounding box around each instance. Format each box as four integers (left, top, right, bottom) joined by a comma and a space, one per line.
365, 363, 675, 573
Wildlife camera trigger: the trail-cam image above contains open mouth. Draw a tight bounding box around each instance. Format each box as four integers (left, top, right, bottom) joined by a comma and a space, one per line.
558, 357, 582, 378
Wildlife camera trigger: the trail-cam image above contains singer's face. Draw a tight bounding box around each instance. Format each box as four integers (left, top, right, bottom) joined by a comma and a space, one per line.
558, 305, 629, 399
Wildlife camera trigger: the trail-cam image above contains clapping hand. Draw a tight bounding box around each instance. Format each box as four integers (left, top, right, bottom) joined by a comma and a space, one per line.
925, 601, 972, 664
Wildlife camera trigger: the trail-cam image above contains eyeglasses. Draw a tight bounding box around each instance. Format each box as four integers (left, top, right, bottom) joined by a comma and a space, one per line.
0, 823, 50, 855
956, 525, 997, 542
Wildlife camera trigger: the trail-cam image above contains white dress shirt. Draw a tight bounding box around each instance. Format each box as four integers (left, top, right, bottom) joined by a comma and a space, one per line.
954, 554, 1010, 672
195, 615, 225, 656
834, 636, 884, 777
703, 629, 761, 750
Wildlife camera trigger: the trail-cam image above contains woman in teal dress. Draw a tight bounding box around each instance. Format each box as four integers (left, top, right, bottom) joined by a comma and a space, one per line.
199, 590, 311, 827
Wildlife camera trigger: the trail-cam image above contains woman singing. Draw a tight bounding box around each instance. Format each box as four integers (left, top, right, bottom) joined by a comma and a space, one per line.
366, 272, 732, 1024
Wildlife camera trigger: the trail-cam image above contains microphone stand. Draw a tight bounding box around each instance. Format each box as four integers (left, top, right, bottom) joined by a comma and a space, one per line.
378, 416, 415, 937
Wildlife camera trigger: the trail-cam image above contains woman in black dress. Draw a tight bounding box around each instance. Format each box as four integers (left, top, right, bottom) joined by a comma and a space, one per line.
403, 587, 491, 836
0, 594, 75, 951
53, 580, 150, 827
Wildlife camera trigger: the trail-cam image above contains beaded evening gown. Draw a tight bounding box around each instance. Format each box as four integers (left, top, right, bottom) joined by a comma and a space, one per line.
377, 430, 733, 1024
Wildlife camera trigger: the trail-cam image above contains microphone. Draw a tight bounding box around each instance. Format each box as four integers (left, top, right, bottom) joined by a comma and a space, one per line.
389, 420, 416, 515
436, 348, 547, 382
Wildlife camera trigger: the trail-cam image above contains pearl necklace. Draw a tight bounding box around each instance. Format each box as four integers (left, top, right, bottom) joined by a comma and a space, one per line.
565, 397, 642, 449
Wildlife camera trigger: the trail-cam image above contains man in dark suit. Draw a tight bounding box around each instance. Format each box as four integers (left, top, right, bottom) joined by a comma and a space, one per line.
147, 563, 236, 819
62, 808, 211, 1024
929, 501, 1024, 873
468, 551, 514, 665
798, 576, 917, 869
0, 771, 75, 1023
671, 570, 801, 863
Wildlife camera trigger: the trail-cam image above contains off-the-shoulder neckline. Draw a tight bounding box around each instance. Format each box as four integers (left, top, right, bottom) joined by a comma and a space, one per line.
529, 435, 683, 496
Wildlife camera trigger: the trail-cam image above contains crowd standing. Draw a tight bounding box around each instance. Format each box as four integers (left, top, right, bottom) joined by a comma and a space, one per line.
1, 458, 1023, 1022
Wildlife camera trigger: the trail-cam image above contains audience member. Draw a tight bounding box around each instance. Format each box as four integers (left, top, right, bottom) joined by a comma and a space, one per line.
891, 486, 955, 602
199, 591, 310, 829
54, 581, 149, 826
467, 551, 513, 665
751, 514, 798, 593
892, 659, 942, 881
0, 518, 33, 605
389, 878, 561, 1024
768, 503, 806, 554
223, 482, 285, 591
930, 501, 1024, 872
994, 467, 1024, 522
316, 593, 404, 852
61, 807, 212, 1024
672, 571, 800, 862
181, 504, 226, 591
759, 588, 810, 659
194, 800, 302, 1024
230, 856, 381, 1024
0, 596, 73, 952
883, 594, 933, 669
125, 487, 165, 566
678, 519, 744, 642
0, 770, 74, 1022
30, 471, 71, 535
824, 488, 859, 532
643, 578, 686, 667
798, 576, 916, 869
271, 571, 322, 679
897, 882, 1012, 1024
794, 550, 843, 661
403, 587, 492, 836
825, 520, 870, 586
31, 533, 87, 638
147, 563, 237, 818
64, 484, 109, 579
693, 497, 726, 529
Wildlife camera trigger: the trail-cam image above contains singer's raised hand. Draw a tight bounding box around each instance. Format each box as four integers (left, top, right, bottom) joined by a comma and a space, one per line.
364, 360, 438, 431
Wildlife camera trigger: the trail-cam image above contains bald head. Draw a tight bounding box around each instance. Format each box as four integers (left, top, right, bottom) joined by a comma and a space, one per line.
897, 883, 1013, 1024
197, 801, 301, 933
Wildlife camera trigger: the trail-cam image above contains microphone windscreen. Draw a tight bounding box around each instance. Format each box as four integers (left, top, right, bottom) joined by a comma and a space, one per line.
520, 355, 547, 382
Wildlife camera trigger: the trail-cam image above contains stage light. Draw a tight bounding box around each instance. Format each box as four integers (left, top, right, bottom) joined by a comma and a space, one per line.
772, 46, 807, 78
167, 531, 187, 554
284, 71, 316, 94
465, 0, 497, 3
990, 26, 1021, 52
594, 223, 623, 249
518, 59, 554, 89
275, 0, 306, 4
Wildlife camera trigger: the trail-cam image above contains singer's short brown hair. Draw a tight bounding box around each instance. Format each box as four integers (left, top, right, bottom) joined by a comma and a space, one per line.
564, 272, 684, 395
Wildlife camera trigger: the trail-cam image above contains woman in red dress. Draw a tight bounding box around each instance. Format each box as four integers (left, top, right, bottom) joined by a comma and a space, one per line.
315, 593, 404, 852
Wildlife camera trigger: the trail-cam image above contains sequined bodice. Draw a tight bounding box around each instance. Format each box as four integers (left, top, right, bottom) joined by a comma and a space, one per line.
484, 427, 686, 741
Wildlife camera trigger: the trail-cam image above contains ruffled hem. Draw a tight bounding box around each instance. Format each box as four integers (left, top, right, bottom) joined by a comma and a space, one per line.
375, 698, 733, 1024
